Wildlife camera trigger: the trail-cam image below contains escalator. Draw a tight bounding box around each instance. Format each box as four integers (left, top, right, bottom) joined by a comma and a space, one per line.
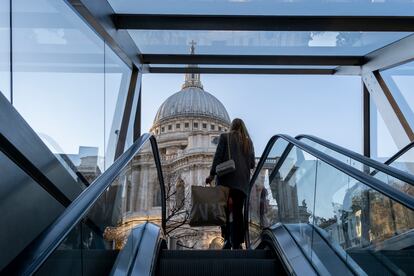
248, 135, 414, 275
2, 134, 414, 275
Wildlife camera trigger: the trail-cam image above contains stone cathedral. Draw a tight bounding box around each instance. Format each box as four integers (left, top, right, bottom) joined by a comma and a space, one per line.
104, 44, 232, 250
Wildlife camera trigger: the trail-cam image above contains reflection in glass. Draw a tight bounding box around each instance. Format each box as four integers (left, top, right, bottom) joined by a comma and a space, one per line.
129, 30, 410, 56
36, 139, 162, 274
0, 0, 10, 101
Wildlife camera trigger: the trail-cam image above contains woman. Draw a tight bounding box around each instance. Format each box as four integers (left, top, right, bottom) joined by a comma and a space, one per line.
206, 118, 255, 249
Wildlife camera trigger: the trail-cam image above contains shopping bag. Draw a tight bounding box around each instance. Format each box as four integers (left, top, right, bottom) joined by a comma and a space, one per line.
189, 185, 229, 227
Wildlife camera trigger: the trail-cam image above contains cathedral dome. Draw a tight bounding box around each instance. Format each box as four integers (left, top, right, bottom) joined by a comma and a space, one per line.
153, 85, 230, 125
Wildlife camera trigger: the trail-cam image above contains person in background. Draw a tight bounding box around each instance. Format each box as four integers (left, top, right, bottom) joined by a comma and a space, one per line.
206, 118, 255, 249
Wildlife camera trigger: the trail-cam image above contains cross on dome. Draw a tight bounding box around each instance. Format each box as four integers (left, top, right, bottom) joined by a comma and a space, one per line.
182, 40, 203, 89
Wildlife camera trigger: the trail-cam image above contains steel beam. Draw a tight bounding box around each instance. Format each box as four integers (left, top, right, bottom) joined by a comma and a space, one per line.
115, 66, 139, 160
362, 70, 414, 150
142, 54, 364, 66
149, 66, 335, 75
363, 34, 414, 72
65, 0, 142, 69
363, 84, 371, 157
114, 14, 414, 32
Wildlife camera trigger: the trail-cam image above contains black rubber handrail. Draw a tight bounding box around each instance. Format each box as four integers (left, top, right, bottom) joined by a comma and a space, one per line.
385, 140, 414, 166
245, 134, 414, 247
296, 134, 414, 186
3, 133, 166, 275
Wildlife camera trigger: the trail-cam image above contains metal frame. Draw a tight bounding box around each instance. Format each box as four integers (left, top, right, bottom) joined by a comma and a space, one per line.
363, 84, 371, 157
362, 70, 414, 150
64, 0, 142, 70
142, 54, 364, 66
149, 67, 335, 75
114, 14, 414, 32
115, 66, 139, 160
385, 140, 414, 165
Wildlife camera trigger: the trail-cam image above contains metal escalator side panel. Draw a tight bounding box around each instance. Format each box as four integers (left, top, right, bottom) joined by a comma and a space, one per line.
260, 225, 317, 276
111, 223, 163, 276
131, 223, 163, 276
110, 224, 145, 276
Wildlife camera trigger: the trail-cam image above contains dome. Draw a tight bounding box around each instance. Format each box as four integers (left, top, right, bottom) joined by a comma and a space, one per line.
153, 87, 231, 125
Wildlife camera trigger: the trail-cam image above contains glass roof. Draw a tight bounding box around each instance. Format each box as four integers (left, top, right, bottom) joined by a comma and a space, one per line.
130, 30, 411, 56
109, 0, 414, 16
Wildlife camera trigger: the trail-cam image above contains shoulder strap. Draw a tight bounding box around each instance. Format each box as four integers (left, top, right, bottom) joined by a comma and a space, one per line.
227, 133, 231, 160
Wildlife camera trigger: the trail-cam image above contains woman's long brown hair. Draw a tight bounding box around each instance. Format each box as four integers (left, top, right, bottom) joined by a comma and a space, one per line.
229, 118, 252, 155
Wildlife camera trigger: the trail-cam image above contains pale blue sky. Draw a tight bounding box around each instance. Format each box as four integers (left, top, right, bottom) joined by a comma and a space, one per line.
142, 73, 363, 156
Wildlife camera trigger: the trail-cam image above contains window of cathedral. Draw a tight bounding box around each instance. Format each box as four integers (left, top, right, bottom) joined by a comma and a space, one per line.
194, 122, 198, 129
202, 123, 207, 129
211, 124, 215, 130
168, 124, 172, 131
153, 186, 162, 207
211, 136, 219, 145
176, 123, 180, 129
218, 126, 222, 131
161, 127, 165, 133
176, 180, 185, 209
185, 122, 189, 128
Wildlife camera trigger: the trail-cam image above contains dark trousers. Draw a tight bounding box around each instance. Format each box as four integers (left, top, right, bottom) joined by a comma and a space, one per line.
221, 189, 246, 246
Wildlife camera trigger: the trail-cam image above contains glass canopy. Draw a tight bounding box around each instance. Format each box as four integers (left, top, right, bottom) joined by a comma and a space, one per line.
129, 30, 411, 56
108, 0, 414, 16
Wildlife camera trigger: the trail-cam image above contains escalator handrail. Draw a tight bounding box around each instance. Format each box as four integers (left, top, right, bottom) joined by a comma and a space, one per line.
296, 134, 414, 186
384, 140, 414, 165
248, 134, 414, 215
4, 133, 165, 275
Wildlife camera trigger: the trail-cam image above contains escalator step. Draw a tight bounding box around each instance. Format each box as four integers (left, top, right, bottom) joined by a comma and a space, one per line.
160, 249, 273, 259
156, 258, 277, 276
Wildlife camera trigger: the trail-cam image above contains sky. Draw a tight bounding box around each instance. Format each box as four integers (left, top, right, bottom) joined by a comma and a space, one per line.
142, 73, 363, 156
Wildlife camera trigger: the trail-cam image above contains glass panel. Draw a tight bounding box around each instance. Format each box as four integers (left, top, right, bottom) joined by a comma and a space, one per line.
109, 0, 414, 16
104, 44, 132, 169
300, 138, 414, 196
313, 159, 414, 275
129, 30, 410, 56
275, 146, 317, 258
370, 94, 399, 161
389, 147, 414, 177
380, 61, 414, 131
250, 137, 414, 274
12, 0, 106, 183
248, 138, 289, 243
36, 139, 162, 275
0, 0, 10, 101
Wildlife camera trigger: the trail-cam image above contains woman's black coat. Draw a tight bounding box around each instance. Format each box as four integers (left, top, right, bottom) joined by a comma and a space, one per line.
209, 133, 255, 195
